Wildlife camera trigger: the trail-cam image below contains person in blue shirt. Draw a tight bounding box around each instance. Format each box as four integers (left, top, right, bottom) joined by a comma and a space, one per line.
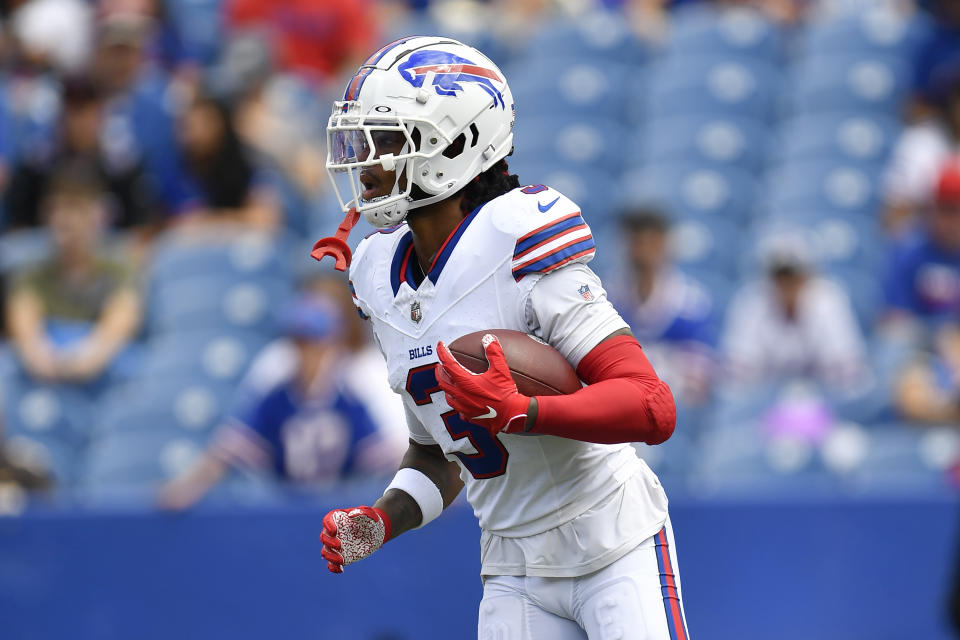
607, 207, 716, 407
158, 294, 395, 509
884, 159, 960, 339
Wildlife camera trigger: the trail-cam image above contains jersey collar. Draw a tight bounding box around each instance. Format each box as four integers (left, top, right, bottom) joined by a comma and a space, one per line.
390, 205, 484, 296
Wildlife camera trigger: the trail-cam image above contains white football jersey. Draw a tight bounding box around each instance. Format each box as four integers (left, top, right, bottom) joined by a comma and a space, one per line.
349, 186, 669, 574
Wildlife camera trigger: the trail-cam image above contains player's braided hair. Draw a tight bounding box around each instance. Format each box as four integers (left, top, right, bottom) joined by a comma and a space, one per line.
459, 158, 520, 214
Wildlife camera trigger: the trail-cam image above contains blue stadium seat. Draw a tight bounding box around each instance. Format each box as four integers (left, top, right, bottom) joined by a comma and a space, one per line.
836, 423, 952, 490
761, 159, 882, 219
508, 60, 633, 121
645, 55, 781, 121
81, 429, 208, 487
667, 215, 743, 276
92, 374, 235, 437
513, 117, 629, 173
619, 163, 759, 223
799, 9, 927, 58
823, 265, 884, 332
147, 273, 292, 335
788, 53, 910, 115
667, 4, 783, 60
139, 330, 270, 382
773, 112, 900, 167
636, 113, 770, 171
148, 232, 289, 288
523, 12, 647, 63
0, 228, 50, 274
1, 377, 93, 449
3, 433, 77, 485
750, 214, 886, 272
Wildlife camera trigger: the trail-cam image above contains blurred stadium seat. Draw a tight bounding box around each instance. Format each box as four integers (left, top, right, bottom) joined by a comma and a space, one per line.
645, 55, 781, 121
1, 377, 93, 448
799, 9, 926, 58
147, 273, 291, 335
761, 159, 882, 219
787, 52, 910, 115
92, 374, 234, 438
522, 11, 646, 63
147, 232, 290, 286
637, 113, 770, 172
619, 163, 759, 223
139, 329, 269, 382
508, 60, 633, 121
81, 428, 207, 487
773, 112, 900, 167
666, 216, 743, 276
513, 117, 629, 173
667, 4, 783, 61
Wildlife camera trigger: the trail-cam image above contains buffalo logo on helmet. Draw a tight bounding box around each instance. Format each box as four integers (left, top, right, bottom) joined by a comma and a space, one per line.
397, 50, 505, 109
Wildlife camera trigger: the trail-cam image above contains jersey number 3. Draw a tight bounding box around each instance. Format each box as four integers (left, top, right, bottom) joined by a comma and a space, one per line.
406, 364, 508, 479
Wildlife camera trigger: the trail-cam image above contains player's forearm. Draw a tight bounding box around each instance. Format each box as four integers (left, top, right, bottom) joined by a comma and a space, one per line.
529, 335, 677, 445
374, 441, 463, 540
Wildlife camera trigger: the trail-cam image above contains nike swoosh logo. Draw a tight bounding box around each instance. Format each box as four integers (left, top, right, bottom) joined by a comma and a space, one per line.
538, 197, 560, 213
472, 406, 498, 421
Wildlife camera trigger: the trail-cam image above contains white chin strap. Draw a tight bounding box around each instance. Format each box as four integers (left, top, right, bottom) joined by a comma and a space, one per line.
360, 194, 411, 228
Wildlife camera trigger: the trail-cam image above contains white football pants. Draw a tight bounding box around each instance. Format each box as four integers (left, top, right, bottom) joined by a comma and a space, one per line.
477, 516, 689, 640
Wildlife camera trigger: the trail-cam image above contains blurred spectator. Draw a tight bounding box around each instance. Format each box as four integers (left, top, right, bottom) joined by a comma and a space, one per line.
306, 272, 408, 461
883, 69, 960, 233
224, 0, 377, 83
214, 32, 326, 195
91, 11, 182, 217
913, 0, 960, 111
4, 162, 141, 382
165, 93, 280, 230
721, 235, 869, 390
3, 76, 158, 231
158, 294, 397, 510
883, 159, 960, 338
894, 322, 960, 424
608, 207, 716, 406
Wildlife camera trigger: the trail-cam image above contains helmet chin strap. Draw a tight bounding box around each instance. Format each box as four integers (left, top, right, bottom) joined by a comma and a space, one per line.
359, 156, 414, 228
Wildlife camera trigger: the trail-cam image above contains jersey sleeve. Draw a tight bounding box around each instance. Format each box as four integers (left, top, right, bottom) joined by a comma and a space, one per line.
489, 186, 597, 280
523, 262, 630, 369
404, 401, 438, 446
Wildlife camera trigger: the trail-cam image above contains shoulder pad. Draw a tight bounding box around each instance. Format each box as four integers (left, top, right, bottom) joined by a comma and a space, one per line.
487, 186, 596, 281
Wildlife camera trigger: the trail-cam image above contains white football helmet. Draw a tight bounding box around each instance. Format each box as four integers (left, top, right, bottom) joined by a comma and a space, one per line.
326, 36, 516, 228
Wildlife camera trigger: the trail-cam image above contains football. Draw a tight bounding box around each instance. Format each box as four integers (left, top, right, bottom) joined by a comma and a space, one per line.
447, 329, 582, 396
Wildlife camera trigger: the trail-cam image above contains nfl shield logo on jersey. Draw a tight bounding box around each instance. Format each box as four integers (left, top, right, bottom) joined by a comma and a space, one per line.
410, 300, 422, 323
578, 285, 594, 301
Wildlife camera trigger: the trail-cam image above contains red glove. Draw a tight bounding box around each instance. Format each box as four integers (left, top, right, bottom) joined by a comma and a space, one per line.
436, 334, 531, 435
320, 506, 391, 574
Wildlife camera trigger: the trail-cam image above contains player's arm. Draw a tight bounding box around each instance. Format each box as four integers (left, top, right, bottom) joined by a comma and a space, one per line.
320, 435, 463, 574
374, 440, 463, 538
436, 264, 676, 446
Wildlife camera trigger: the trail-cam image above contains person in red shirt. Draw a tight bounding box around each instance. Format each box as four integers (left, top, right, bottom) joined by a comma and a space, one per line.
225, 0, 377, 82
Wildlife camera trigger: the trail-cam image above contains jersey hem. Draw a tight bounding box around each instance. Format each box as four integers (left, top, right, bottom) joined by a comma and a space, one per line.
478, 516, 669, 578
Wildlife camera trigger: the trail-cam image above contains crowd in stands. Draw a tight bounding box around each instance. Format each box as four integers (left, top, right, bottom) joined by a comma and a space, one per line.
1, 0, 960, 507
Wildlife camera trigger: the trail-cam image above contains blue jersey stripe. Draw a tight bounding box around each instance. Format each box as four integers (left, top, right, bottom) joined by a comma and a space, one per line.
514, 215, 586, 256
390, 232, 415, 296
512, 237, 595, 278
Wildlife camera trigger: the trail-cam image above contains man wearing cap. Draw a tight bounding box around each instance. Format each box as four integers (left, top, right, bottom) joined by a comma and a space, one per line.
722, 233, 868, 390
158, 294, 395, 510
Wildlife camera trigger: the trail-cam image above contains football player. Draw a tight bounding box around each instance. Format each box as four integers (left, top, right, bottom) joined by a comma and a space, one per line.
317, 37, 690, 640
